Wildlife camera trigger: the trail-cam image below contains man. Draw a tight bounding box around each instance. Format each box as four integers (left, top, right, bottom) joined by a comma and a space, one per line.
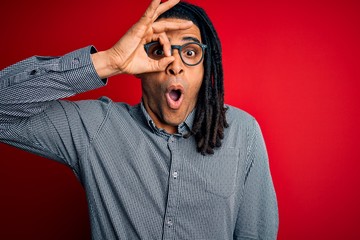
0, 0, 278, 239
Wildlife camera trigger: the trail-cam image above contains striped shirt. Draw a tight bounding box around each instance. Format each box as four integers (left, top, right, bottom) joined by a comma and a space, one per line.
0, 46, 278, 239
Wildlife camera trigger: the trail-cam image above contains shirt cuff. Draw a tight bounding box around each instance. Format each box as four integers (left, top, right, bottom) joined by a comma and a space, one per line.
60, 46, 107, 94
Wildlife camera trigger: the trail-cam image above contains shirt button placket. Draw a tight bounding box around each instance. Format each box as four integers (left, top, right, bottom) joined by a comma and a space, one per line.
163, 136, 180, 239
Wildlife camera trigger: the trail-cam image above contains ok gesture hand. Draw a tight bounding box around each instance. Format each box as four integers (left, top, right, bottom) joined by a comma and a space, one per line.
92, 0, 193, 78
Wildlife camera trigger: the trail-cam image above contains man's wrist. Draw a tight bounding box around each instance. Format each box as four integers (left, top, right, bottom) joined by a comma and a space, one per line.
91, 50, 121, 79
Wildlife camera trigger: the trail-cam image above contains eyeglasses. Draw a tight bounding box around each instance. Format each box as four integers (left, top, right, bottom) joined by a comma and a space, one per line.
144, 41, 207, 66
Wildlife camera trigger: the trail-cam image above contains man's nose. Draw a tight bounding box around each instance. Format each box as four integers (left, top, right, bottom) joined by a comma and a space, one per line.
166, 50, 184, 75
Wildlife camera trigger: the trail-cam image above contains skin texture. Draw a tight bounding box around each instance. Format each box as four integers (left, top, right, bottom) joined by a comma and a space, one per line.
138, 18, 204, 134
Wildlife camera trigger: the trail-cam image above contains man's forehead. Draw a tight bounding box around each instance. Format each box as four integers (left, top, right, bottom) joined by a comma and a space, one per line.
166, 36, 201, 44
158, 18, 202, 41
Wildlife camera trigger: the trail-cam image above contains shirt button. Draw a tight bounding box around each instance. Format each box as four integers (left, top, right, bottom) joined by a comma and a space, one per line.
167, 219, 173, 227
29, 69, 37, 75
172, 171, 178, 179
72, 57, 80, 64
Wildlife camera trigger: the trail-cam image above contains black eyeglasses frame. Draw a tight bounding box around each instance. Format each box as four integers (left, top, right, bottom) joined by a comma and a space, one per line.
144, 41, 207, 66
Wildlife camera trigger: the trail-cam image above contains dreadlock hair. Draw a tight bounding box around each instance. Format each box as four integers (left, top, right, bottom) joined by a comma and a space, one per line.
158, 2, 228, 155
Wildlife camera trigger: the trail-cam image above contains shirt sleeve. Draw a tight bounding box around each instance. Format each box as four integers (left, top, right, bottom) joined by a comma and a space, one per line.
0, 46, 109, 174
0, 46, 106, 125
233, 119, 279, 240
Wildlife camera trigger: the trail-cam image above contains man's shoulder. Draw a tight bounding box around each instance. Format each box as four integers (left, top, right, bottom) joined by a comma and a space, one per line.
56, 96, 136, 120
222, 105, 263, 149
66, 96, 132, 111
225, 104, 256, 126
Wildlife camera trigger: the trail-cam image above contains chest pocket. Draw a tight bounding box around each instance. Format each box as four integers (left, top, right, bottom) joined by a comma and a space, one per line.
202, 148, 240, 198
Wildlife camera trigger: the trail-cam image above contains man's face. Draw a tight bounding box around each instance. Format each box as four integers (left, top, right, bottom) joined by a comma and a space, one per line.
139, 18, 204, 134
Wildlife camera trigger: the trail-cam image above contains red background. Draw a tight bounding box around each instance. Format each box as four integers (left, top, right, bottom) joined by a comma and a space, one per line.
1, 0, 359, 239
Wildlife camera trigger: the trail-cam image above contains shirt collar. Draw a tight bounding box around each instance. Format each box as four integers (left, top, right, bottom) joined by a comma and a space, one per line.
132, 102, 194, 137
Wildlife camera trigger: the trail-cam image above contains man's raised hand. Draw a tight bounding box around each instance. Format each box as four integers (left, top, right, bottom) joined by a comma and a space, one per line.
91, 0, 193, 78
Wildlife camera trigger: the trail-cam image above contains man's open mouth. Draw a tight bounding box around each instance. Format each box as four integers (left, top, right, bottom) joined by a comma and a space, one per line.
165, 86, 184, 110
169, 89, 182, 101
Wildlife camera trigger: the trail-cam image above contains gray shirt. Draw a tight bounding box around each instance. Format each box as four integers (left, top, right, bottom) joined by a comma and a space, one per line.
0, 46, 278, 239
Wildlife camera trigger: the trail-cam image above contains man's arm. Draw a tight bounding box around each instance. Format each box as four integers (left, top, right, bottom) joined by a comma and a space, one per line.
0, 0, 192, 124
0, 46, 110, 170
233, 120, 279, 240
0, 0, 192, 168
0, 46, 105, 125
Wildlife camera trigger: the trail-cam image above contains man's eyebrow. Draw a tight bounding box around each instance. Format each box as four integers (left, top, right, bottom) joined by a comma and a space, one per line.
182, 36, 201, 43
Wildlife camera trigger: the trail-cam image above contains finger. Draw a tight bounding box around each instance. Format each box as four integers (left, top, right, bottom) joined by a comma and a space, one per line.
154, 56, 175, 71
141, 0, 162, 25
146, 32, 171, 56
153, 0, 180, 20
152, 20, 193, 33
157, 33, 172, 57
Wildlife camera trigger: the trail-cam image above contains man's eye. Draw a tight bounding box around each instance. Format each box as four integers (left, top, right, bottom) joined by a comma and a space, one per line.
184, 50, 196, 57
152, 48, 164, 56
